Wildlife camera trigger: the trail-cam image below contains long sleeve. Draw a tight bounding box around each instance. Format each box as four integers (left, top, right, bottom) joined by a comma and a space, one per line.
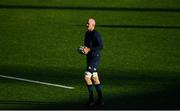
92, 31, 103, 52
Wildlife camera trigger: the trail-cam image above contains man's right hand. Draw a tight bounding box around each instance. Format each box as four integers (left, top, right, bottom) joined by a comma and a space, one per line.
83, 47, 90, 55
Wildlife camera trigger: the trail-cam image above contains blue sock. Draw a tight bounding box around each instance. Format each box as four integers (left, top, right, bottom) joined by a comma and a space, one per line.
87, 85, 94, 101
95, 84, 102, 91
95, 84, 103, 100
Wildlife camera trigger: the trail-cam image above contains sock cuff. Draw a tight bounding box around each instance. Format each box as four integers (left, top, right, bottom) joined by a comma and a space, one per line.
95, 84, 102, 90
87, 85, 93, 93
87, 84, 93, 87
95, 84, 101, 87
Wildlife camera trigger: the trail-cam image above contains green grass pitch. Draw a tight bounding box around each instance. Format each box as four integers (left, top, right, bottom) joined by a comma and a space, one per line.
0, 0, 180, 109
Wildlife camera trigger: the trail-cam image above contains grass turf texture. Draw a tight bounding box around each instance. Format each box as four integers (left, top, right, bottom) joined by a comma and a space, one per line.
0, 0, 180, 109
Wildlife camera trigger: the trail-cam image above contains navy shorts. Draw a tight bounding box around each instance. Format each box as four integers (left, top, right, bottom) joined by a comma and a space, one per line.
86, 52, 100, 73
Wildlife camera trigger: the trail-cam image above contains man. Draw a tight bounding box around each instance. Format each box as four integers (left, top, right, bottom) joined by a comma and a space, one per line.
83, 18, 104, 106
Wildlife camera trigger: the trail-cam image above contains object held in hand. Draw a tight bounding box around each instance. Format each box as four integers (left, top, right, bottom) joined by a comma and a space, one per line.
77, 46, 86, 55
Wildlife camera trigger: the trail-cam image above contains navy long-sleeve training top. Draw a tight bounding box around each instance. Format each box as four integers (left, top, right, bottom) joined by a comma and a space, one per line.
84, 30, 103, 54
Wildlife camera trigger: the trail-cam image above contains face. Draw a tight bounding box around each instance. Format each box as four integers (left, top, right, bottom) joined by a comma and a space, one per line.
86, 19, 95, 31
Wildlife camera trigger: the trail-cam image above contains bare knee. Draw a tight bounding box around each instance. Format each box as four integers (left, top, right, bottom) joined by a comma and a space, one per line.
84, 71, 93, 85
84, 76, 92, 85
92, 72, 100, 84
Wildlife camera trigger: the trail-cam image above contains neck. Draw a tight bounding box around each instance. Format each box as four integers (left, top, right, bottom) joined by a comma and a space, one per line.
88, 28, 95, 32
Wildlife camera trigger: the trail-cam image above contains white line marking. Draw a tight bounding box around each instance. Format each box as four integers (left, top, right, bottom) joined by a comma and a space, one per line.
0, 74, 75, 89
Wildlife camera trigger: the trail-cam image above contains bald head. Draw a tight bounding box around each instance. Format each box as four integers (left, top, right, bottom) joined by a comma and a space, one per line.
88, 18, 96, 26
87, 18, 96, 31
